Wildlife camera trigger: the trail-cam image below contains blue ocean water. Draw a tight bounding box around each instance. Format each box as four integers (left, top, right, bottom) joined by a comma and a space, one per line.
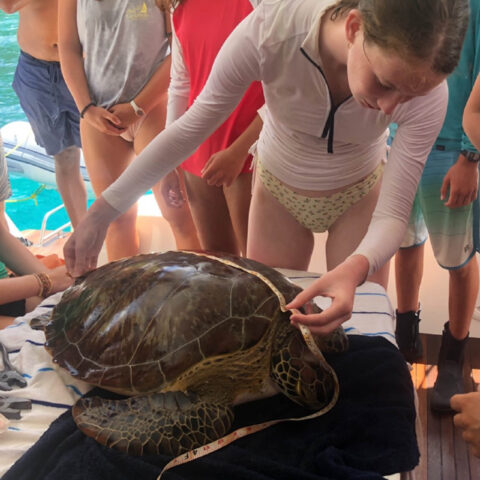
0, 11, 74, 231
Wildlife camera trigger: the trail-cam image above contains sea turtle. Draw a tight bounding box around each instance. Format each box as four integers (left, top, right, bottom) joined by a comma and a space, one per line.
40, 251, 348, 456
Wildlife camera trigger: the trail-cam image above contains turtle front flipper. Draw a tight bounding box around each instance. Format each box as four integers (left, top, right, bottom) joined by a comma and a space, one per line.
72, 391, 234, 456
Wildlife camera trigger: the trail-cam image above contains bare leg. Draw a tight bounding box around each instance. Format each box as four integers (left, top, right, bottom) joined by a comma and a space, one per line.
223, 171, 252, 256
133, 98, 200, 251
325, 179, 383, 279
449, 255, 478, 340
183, 171, 238, 254
53, 146, 87, 228
395, 244, 424, 312
247, 177, 314, 270
80, 121, 138, 261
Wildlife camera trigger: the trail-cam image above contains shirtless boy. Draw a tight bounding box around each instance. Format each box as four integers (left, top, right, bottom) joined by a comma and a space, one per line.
0, 0, 87, 227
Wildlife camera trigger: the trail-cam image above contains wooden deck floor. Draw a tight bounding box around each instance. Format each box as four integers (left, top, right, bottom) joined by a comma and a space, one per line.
410, 334, 480, 480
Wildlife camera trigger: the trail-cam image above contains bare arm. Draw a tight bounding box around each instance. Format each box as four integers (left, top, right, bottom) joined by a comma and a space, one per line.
226, 113, 263, 161
0, 0, 30, 14
0, 202, 47, 275
0, 229, 47, 275
463, 75, 480, 151
0, 274, 42, 304
0, 267, 73, 305
201, 113, 263, 187
130, 55, 172, 115
57, 0, 91, 113
166, 18, 190, 126
0, 205, 73, 305
130, 5, 172, 114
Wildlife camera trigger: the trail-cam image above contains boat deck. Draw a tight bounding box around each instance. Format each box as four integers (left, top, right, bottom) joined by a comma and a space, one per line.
412, 333, 480, 480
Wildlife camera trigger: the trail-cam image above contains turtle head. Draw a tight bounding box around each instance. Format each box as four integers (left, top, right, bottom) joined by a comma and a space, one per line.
269, 319, 337, 410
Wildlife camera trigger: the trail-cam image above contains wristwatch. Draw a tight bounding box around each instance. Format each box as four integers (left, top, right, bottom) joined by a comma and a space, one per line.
461, 150, 480, 163
130, 99, 145, 117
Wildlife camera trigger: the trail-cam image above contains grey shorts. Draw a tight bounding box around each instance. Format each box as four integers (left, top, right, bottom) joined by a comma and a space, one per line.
12, 51, 81, 156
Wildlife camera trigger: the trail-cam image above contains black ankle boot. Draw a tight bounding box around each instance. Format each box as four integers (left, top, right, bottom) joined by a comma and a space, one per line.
431, 322, 469, 414
395, 309, 423, 363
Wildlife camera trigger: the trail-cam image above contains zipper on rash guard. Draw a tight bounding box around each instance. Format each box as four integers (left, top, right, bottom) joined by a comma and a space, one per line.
300, 47, 351, 154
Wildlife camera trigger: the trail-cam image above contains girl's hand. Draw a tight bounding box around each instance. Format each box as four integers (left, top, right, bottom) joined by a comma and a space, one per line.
64, 197, 120, 277
441, 155, 479, 208
201, 147, 247, 187
109, 102, 140, 130
160, 170, 185, 208
83, 105, 126, 135
451, 392, 480, 457
49, 266, 74, 293
285, 255, 369, 335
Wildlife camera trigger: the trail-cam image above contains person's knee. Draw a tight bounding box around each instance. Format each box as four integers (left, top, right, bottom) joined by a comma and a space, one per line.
54, 146, 81, 172
449, 256, 478, 281
109, 209, 137, 233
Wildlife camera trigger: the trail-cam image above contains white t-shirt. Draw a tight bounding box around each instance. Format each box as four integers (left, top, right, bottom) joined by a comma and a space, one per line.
102, 0, 447, 274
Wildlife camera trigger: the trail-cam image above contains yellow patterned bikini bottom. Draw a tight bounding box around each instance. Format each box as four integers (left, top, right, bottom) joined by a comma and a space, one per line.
256, 160, 384, 233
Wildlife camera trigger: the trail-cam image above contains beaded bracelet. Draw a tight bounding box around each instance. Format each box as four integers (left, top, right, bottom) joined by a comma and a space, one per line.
33, 272, 53, 298
80, 101, 96, 119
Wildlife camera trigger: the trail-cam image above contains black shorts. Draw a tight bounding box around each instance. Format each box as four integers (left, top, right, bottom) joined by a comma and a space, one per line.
0, 299, 26, 318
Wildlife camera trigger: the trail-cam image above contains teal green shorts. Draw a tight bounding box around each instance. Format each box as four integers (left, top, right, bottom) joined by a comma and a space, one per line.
400, 149, 479, 269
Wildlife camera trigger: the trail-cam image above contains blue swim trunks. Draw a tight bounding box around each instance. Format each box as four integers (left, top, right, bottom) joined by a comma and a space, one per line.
400, 149, 480, 269
12, 51, 81, 156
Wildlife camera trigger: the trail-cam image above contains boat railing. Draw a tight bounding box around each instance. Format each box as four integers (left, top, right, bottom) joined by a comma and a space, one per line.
35, 204, 71, 247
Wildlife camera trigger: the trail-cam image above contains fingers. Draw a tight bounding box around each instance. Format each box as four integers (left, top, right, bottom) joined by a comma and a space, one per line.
85, 254, 99, 273
166, 188, 184, 208
471, 444, 480, 458
201, 164, 223, 186
290, 311, 347, 335
453, 412, 468, 430
444, 191, 476, 208
63, 236, 97, 278
440, 177, 449, 202
450, 393, 464, 412
285, 281, 328, 310
201, 156, 214, 175
63, 237, 76, 274
106, 112, 122, 126
470, 188, 479, 204
203, 171, 226, 187
201, 157, 233, 187
290, 301, 351, 331
286, 285, 352, 335
102, 119, 126, 136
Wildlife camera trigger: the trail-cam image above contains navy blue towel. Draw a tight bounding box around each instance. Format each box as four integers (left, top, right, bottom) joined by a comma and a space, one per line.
3, 335, 419, 480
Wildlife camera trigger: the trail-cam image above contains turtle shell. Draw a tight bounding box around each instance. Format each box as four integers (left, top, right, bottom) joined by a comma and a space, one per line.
45, 251, 302, 395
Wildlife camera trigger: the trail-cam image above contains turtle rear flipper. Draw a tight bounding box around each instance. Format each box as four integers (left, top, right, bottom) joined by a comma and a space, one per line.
73, 391, 234, 456
30, 312, 52, 331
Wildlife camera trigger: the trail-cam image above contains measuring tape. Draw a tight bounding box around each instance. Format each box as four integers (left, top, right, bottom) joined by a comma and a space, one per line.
156, 252, 340, 479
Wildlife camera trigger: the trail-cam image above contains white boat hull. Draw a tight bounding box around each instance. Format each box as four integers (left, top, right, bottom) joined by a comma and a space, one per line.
1, 121, 95, 198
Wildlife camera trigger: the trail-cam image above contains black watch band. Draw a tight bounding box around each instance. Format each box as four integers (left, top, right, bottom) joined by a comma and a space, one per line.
461, 150, 480, 163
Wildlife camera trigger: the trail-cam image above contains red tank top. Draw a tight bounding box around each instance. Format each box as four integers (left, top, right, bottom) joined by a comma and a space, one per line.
173, 0, 264, 176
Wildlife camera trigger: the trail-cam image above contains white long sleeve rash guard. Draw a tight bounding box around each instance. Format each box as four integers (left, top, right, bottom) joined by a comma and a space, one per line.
102, 0, 448, 275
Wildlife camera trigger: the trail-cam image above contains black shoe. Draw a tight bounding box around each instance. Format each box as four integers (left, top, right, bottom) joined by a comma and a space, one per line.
395, 309, 423, 363
431, 322, 469, 414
